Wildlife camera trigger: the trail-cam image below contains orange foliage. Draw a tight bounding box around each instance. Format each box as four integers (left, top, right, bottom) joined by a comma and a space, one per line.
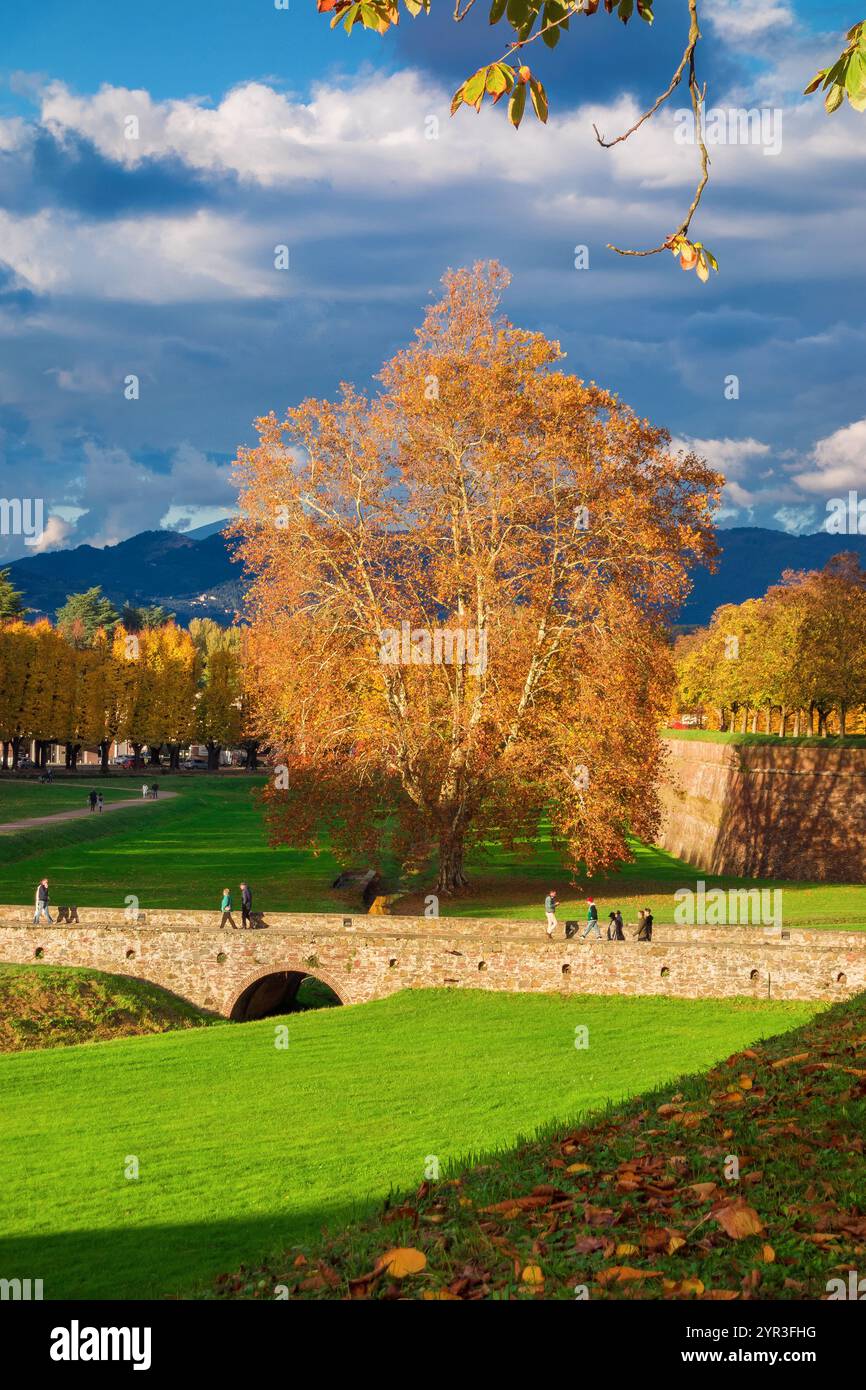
231, 263, 721, 890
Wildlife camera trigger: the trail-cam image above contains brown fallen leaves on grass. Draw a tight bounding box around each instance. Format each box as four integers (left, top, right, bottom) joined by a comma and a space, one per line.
212, 995, 866, 1301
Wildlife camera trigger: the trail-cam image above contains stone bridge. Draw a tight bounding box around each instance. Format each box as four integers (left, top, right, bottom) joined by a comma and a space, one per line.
1, 906, 865, 1017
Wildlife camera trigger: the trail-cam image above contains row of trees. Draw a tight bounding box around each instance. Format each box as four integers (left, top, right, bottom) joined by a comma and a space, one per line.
674, 555, 866, 736
0, 592, 259, 771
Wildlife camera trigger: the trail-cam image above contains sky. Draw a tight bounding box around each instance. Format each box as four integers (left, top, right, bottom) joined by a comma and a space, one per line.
0, 0, 864, 560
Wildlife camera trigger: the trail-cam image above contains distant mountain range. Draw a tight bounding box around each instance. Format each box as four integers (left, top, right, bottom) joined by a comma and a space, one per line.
678, 528, 866, 625
7, 523, 866, 628
6, 525, 242, 624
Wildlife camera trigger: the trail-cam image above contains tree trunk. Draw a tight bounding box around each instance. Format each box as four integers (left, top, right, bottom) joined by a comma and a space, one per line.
207, 742, 221, 772
840, 703, 847, 737
740, 706, 748, 734
148, 744, 162, 767
793, 710, 801, 737
243, 740, 260, 770
99, 740, 111, 775
436, 830, 468, 894
750, 709, 758, 734
167, 744, 180, 770
131, 743, 144, 769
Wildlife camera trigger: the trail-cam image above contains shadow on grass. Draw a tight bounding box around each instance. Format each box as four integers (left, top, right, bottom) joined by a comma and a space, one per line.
0, 1199, 377, 1301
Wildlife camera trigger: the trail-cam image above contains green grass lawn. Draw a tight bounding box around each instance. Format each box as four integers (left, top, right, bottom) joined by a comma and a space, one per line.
665, 727, 866, 748
0, 988, 818, 1300
0, 779, 150, 822
1, 773, 865, 927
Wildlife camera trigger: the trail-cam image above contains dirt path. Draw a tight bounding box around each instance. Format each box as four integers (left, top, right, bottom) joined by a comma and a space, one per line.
0, 793, 178, 834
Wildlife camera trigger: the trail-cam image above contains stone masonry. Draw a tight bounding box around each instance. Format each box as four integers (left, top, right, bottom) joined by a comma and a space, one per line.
659, 736, 866, 881
0, 906, 864, 1015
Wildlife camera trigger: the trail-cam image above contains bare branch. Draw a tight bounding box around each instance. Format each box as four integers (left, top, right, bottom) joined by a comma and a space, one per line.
598, 0, 710, 258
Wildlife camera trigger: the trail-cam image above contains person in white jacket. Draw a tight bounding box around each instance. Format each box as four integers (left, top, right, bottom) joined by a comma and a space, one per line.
33, 878, 52, 924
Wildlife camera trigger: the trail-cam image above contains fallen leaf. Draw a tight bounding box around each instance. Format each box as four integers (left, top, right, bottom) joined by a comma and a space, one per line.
596, 1266, 665, 1285
770, 1053, 809, 1069
522, 1264, 544, 1285
376, 1247, 427, 1278
712, 1199, 764, 1240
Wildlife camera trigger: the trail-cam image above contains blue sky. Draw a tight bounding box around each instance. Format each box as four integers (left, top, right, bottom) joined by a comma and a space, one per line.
1, 0, 864, 559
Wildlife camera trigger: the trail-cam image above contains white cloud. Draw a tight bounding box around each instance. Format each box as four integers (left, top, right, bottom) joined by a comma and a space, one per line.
671, 436, 772, 479
0, 207, 278, 302
793, 418, 866, 493
28, 514, 74, 553
773, 505, 817, 535
63, 441, 236, 549
0, 69, 859, 310
706, 0, 794, 42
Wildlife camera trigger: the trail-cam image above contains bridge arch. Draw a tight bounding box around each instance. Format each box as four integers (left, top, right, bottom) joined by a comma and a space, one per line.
228, 965, 347, 1021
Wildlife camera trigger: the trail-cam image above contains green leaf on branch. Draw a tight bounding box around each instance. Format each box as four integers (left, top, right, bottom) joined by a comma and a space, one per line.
506, 0, 533, 28
805, 24, 866, 113
529, 75, 549, 123
463, 68, 488, 111
489, 0, 508, 21
509, 82, 527, 128
486, 63, 515, 101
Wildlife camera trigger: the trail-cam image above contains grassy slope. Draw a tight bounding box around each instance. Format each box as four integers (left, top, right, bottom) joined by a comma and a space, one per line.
0, 964, 221, 1052
0, 775, 865, 927
0, 990, 816, 1300
219, 992, 866, 1302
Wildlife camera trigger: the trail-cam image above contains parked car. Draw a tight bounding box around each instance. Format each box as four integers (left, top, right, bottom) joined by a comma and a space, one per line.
112, 756, 136, 769
182, 758, 209, 770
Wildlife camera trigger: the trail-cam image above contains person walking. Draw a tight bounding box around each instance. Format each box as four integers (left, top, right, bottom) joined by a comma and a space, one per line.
88, 789, 97, 814
544, 889, 558, 940
606, 911, 618, 941
613, 909, 625, 941
141, 782, 149, 799
240, 881, 253, 929
33, 878, 52, 924
582, 897, 601, 940
97, 792, 104, 813
219, 887, 237, 930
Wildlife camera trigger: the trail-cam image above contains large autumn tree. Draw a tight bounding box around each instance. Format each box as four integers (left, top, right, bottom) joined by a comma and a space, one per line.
232, 262, 720, 891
